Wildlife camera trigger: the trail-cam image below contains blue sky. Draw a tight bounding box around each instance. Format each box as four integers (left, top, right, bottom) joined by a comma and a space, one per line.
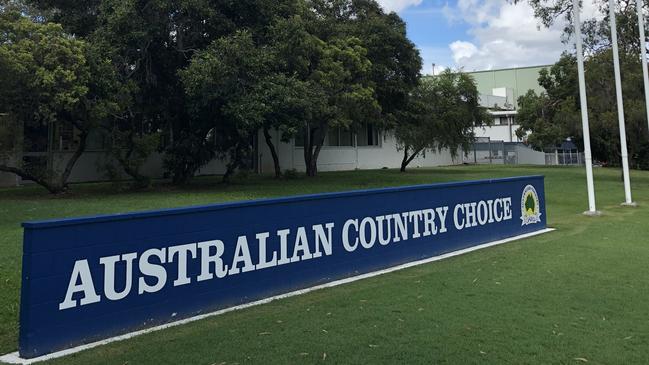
376, 0, 602, 74
399, 0, 470, 73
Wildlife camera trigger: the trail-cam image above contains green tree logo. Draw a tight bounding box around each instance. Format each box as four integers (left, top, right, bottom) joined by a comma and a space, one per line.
525, 193, 536, 214
521, 185, 542, 226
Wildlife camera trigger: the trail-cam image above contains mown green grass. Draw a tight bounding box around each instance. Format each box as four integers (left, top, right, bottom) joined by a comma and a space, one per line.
1, 165, 648, 364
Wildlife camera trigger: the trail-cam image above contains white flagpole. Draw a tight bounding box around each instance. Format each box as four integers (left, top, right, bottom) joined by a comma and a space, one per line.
573, 0, 599, 215
636, 0, 649, 134
609, 0, 636, 206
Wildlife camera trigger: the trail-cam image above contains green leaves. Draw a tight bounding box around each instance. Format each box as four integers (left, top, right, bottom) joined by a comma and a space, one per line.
3, 0, 424, 184
0, 8, 130, 192
396, 70, 488, 162
0, 12, 90, 124
517, 52, 649, 167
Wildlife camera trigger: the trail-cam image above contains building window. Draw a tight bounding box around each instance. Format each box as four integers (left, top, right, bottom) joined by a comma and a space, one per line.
491, 116, 509, 125
327, 127, 353, 147
53, 123, 76, 151
357, 124, 380, 147
294, 127, 354, 147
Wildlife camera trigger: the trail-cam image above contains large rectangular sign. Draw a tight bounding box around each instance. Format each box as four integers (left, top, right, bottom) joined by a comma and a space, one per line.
18, 176, 546, 358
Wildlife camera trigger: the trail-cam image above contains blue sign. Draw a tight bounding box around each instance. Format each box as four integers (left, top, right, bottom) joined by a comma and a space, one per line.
18, 176, 546, 358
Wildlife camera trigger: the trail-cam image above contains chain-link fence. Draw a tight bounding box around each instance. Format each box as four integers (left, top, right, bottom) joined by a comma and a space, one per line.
465, 138, 546, 165
544, 151, 584, 165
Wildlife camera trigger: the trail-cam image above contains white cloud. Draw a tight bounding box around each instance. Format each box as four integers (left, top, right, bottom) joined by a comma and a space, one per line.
446, 0, 602, 71
375, 0, 423, 13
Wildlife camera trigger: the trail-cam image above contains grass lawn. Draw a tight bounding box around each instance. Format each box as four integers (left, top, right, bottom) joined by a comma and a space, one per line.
1, 165, 648, 364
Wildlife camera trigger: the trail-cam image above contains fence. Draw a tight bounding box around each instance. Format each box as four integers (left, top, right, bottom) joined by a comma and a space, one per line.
544, 151, 584, 165
465, 139, 546, 165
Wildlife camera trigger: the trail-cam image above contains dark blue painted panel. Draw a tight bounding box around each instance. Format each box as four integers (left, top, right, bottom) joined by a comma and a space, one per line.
18, 176, 547, 358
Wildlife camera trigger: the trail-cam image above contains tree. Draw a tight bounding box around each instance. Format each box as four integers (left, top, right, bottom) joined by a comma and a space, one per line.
18, 0, 422, 182
274, 1, 420, 176
0, 10, 124, 193
300, 36, 381, 177
178, 31, 269, 183
30, 0, 302, 184
233, 74, 313, 178
518, 0, 649, 168
395, 71, 488, 172
516, 53, 649, 168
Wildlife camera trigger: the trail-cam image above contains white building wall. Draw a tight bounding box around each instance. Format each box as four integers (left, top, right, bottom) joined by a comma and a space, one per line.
257, 129, 459, 173
2, 129, 461, 187
474, 124, 521, 143
42, 151, 222, 184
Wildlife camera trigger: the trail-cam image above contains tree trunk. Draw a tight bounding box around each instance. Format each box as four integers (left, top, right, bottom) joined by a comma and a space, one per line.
222, 163, 236, 183
0, 164, 62, 193
0, 129, 89, 193
222, 141, 245, 183
400, 146, 422, 172
309, 141, 324, 177
116, 152, 151, 188
55, 129, 89, 192
304, 126, 314, 177
304, 125, 326, 177
172, 162, 197, 185
263, 127, 281, 178
114, 130, 152, 188
400, 147, 409, 172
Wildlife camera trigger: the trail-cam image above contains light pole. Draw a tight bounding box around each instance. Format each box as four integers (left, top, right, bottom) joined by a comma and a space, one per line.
636, 0, 649, 134
573, 0, 600, 215
608, 0, 636, 206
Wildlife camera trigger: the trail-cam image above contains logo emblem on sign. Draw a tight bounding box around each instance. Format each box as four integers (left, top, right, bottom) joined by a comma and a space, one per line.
520, 185, 541, 226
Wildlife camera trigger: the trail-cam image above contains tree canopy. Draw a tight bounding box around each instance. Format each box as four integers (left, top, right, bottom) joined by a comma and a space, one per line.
517, 52, 649, 168
515, 0, 649, 168
0, 0, 438, 192
395, 71, 488, 172
0, 8, 126, 193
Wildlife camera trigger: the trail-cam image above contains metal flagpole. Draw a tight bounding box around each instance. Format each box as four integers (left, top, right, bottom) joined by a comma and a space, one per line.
636, 0, 649, 134
573, 0, 599, 215
609, 0, 636, 206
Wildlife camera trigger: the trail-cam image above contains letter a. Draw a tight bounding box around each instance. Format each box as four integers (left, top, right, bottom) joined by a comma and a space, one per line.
59, 259, 101, 310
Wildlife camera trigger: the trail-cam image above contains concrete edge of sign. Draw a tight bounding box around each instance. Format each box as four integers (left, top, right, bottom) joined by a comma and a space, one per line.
1, 227, 555, 365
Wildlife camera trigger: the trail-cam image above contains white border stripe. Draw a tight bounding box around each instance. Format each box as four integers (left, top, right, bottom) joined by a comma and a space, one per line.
1, 228, 554, 365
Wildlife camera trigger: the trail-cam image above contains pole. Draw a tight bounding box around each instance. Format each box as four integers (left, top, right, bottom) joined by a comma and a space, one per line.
609, 0, 636, 205
573, 0, 599, 214
636, 0, 649, 134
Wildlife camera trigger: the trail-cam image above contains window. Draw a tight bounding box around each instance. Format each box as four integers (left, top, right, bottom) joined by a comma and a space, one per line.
339, 128, 354, 146
295, 127, 354, 147
53, 123, 75, 151
327, 128, 339, 146
326, 127, 353, 147
496, 116, 511, 125
357, 124, 380, 147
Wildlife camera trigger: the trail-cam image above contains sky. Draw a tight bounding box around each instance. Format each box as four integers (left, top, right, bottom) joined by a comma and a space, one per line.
375, 0, 602, 74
